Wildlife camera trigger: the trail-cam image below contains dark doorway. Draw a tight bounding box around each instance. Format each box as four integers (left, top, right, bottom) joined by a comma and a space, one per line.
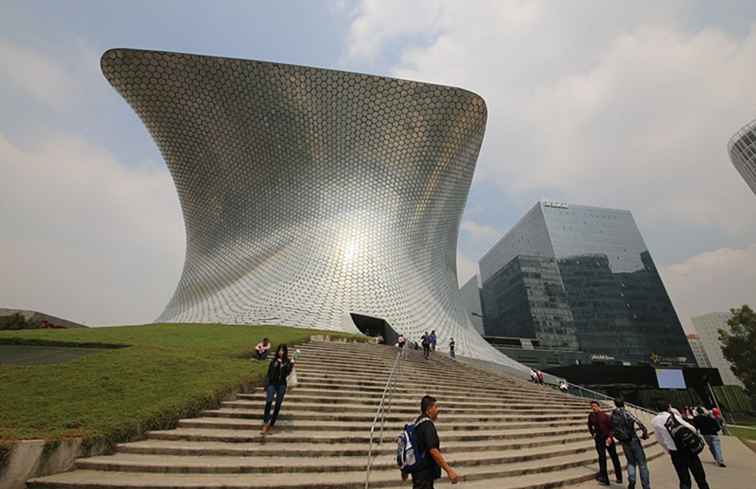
350, 313, 399, 345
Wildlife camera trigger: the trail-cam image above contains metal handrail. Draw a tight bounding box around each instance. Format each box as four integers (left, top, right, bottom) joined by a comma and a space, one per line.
365, 346, 403, 489
565, 382, 657, 418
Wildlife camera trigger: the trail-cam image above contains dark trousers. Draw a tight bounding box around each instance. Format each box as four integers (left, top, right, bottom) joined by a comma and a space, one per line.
670, 449, 710, 489
595, 434, 622, 481
423, 345, 430, 359
412, 478, 434, 489
263, 383, 286, 426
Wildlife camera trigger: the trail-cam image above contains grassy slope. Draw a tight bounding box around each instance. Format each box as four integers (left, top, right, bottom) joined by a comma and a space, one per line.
730, 426, 756, 440
0, 323, 357, 441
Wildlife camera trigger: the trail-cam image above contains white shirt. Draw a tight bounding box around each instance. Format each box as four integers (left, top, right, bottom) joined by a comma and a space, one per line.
652, 411, 697, 453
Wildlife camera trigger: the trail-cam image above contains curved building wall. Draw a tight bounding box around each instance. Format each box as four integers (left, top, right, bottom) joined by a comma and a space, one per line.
728, 119, 756, 195
101, 48, 523, 368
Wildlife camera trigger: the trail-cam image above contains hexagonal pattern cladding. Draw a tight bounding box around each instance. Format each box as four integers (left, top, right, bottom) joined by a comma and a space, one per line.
101, 48, 524, 367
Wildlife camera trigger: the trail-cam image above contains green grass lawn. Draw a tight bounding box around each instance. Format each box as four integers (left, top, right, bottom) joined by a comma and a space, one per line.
729, 426, 756, 440
0, 323, 359, 442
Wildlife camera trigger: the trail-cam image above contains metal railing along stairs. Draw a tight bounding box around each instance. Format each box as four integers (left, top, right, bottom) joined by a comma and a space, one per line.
364, 345, 404, 489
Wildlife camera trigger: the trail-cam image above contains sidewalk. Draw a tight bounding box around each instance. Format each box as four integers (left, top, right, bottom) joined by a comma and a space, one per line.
571, 436, 755, 489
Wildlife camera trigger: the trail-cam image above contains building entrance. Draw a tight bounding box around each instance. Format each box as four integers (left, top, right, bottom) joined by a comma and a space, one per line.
350, 313, 399, 345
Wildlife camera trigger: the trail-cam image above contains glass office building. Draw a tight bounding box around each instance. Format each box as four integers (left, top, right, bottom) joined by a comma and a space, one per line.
691, 312, 744, 387
480, 202, 694, 366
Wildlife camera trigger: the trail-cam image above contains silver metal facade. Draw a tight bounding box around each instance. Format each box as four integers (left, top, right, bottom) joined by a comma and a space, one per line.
101, 48, 522, 367
728, 119, 756, 195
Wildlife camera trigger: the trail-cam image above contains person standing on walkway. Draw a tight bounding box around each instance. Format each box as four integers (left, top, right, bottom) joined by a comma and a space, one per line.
400, 395, 460, 488
692, 407, 726, 467
260, 343, 294, 435
652, 403, 710, 489
421, 332, 431, 360
588, 400, 623, 486
449, 337, 455, 359
611, 397, 650, 489
429, 330, 437, 352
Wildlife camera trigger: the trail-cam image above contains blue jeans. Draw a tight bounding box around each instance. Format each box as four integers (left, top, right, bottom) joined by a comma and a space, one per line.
622, 438, 650, 489
263, 383, 286, 426
703, 434, 724, 464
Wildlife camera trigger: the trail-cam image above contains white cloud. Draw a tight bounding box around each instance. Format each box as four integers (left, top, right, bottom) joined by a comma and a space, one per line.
348, 1, 756, 326
0, 41, 80, 110
660, 243, 756, 332
0, 133, 184, 325
456, 252, 478, 287
461, 220, 500, 242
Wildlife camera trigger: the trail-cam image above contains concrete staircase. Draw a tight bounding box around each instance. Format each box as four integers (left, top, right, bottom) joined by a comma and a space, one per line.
28, 340, 662, 489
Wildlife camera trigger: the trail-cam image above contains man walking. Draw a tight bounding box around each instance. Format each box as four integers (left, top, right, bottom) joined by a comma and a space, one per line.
401, 395, 460, 488
448, 337, 455, 359
588, 400, 622, 486
611, 398, 650, 489
692, 408, 725, 467
652, 403, 710, 489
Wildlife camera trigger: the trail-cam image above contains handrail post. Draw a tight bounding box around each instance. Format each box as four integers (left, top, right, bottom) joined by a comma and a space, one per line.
365, 347, 403, 489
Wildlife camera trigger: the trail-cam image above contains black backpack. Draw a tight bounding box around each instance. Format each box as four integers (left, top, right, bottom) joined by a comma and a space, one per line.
611, 410, 635, 443
664, 413, 704, 454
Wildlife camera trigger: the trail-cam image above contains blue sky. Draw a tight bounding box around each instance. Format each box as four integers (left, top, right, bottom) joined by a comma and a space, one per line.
2, 1, 756, 329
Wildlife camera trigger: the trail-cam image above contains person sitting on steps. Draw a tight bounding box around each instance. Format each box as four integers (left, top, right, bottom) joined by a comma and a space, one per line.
260, 343, 294, 435
255, 337, 271, 360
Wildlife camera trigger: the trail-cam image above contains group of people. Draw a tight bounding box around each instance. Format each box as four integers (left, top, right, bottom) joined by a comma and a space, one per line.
588, 397, 726, 489
529, 368, 546, 384
394, 331, 456, 360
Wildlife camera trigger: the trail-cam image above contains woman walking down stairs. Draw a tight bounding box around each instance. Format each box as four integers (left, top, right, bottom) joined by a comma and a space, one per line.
28, 340, 661, 489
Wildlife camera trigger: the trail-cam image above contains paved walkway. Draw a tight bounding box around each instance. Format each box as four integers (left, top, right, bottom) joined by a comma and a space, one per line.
572, 436, 755, 489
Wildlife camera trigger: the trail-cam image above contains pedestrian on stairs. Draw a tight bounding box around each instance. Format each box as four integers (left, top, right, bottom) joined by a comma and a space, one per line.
449, 337, 455, 359
422, 332, 431, 360
260, 343, 294, 435
611, 397, 650, 489
401, 395, 460, 488
397, 334, 408, 359
429, 330, 437, 352
588, 400, 622, 486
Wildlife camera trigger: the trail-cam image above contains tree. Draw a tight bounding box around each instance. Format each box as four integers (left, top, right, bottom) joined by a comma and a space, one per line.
719, 305, 756, 395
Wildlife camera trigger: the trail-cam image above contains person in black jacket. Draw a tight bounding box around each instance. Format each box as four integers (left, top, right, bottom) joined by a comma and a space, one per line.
260, 344, 294, 435
692, 407, 726, 467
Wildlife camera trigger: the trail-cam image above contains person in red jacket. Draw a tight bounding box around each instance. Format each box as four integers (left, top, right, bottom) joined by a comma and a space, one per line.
588, 400, 623, 485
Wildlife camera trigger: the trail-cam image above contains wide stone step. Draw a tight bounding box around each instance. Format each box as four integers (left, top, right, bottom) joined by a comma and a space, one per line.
146, 425, 587, 444
116, 432, 589, 457
177, 416, 581, 433
75, 440, 600, 474
236, 388, 589, 407
200, 408, 586, 424
234, 392, 592, 410
288, 381, 576, 403
294, 362, 534, 392
220, 400, 602, 416
28, 443, 665, 489
294, 372, 564, 397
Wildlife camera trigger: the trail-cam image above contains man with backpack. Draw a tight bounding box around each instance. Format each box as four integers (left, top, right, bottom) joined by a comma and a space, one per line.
611, 398, 650, 489
652, 402, 710, 489
398, 395, 460, 488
